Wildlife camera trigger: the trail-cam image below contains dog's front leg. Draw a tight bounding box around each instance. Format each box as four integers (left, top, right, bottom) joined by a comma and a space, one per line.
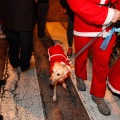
62, 81, 66, 90
53, 84, 57, 101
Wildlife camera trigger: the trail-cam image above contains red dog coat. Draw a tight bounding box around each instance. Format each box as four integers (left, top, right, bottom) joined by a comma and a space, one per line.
48, 44, 70, 75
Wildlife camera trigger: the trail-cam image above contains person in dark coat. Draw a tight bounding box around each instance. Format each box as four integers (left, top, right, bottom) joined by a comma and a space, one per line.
35, 0, 49, 40
60, 0, 74, 57
1, 0, 35, 73
0, 0, 6, 39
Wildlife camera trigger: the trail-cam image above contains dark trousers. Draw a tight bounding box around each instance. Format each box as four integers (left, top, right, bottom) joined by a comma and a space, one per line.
38, 3, 49, 38
6, 30, 33, 71
67, 8, 74, 47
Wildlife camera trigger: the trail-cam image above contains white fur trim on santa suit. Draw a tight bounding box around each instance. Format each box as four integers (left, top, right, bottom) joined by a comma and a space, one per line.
103, 8, 114, 25
107, 81, 120, 94
74, 30, 109, 38
100, 0, 105, 4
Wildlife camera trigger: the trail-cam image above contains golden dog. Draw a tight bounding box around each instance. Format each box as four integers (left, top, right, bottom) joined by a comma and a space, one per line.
48, 44, 71, 101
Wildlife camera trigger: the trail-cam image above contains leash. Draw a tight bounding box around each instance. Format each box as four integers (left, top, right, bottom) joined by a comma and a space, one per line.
69, 22, 113, 64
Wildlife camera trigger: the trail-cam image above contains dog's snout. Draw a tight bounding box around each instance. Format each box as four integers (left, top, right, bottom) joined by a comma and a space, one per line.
49, 78, 54, 85
50, 81, 54, 85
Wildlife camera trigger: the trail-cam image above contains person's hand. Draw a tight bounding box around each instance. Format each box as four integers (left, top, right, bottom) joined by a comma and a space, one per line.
111, 9, 120, 23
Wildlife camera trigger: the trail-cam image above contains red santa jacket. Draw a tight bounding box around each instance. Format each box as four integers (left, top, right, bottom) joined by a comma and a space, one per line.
67, 0, 120, 38
48, 44, 70, 74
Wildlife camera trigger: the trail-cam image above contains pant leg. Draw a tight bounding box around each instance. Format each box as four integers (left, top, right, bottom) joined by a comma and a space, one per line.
90, 35, 116, 98
38, 3, 49, 38
6, 30, 20, 68
67, 8, 74, 47
19, 31, 33, 71
74, 36, 91, 80
33, 1, 38, 22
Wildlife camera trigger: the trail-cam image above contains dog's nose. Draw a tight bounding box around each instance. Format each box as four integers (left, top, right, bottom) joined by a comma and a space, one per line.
50, 81, 54, 85
49, 79, 54, 85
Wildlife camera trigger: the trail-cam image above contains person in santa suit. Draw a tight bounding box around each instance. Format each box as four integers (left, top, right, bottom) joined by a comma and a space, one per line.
108, 58, 120, 94
67, 0, 120, 116
107, 22, 120, 95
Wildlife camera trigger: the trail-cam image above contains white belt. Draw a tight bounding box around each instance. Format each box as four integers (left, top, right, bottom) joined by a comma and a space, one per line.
74, 30, 109, 38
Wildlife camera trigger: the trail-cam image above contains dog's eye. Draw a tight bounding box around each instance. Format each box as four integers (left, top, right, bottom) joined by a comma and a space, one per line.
52, 70, 54, 73
57, 73, 60, 76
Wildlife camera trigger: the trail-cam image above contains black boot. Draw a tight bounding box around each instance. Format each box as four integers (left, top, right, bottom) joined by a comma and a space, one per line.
0, 80, 6, 87
0, 114, 3, 120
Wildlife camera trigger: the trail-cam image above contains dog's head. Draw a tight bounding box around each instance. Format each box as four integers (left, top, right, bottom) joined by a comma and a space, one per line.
49, 62, 70, 85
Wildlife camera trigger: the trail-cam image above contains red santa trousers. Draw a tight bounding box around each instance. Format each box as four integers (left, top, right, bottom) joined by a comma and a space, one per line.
74, 35, 116, 98
108, 58, 120, 94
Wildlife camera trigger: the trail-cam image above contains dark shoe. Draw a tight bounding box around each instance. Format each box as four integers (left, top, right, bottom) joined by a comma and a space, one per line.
67, 47, 73, 57
0, 114, 3, 120
76, 77, 86, 91
38, 36, 50, 41
0, 80, 6, 87
21, 63, 35, 74
92, 95, 111, 116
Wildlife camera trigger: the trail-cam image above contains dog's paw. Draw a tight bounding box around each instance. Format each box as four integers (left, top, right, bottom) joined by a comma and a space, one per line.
63, 87, 68, 92
53, 96, 57, 101
63, 83, 68, 91
62, 82, 66, 89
